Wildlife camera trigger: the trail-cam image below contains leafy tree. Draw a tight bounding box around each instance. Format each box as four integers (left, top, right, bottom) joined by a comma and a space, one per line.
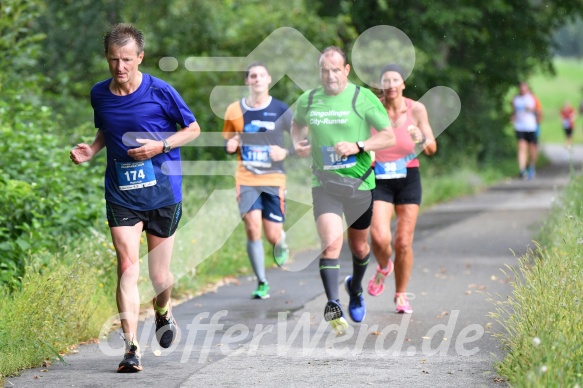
0, 0, 44, 95
33, 0, 340, 160
313, 0, 583, 165
34, 0, 124, 97
553, 16, 583, 57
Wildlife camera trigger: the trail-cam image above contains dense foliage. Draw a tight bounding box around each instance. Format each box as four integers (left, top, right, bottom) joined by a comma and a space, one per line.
554, 16, 583, 57
0, 0, 104, 289
32, 0, 583, 168
313, 0, 583, 164
0, 99, 104, 289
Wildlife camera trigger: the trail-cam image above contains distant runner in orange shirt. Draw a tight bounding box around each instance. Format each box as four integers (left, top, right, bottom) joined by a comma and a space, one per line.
560, 100, 576, 149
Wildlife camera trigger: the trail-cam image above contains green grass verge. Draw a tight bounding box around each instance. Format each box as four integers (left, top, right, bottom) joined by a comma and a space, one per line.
0, 240, 116, 383
420, 158, 518, 209
490, 172, 583, 385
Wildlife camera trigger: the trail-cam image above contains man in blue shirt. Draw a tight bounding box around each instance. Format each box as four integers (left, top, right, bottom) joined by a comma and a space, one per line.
70, 23, 200, 373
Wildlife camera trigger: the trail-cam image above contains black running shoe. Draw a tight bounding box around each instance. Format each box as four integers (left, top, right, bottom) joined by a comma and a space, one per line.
154, 298, 177, 348
324, 300, 348, 334
117, 343, 142, 373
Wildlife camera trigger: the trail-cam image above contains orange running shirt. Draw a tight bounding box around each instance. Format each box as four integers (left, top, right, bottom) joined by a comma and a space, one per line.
222, 97, 292, 187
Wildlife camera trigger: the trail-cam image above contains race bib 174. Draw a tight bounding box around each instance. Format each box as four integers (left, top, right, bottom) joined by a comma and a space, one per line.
115, 160, 157, 191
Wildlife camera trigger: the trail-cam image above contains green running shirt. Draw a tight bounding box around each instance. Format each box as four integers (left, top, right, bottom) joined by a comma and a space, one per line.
294, 83, 390, 190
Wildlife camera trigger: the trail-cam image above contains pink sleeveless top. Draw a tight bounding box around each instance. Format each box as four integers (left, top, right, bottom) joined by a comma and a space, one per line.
372, 97, 419, 168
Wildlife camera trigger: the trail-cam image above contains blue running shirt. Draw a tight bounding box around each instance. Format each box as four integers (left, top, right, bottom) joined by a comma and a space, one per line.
91, 74, 196, 210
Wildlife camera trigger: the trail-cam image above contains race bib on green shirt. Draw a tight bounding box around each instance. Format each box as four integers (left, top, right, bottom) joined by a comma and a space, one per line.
321, 146, 356, 170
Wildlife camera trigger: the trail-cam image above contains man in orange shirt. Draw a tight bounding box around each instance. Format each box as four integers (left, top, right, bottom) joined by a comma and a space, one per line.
223, 62, 293, 299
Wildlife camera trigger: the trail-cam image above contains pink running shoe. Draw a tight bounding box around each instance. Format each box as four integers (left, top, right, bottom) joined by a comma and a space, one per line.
367, 261, 394, 296
394, 293, 413, 314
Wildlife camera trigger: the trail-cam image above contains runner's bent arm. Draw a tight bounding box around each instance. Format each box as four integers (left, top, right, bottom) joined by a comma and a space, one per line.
412, 101, 437, 156
70, 128, 106, 164
164, 121, 201, 150
334, 126, 396, 157
291, 119, 311, 158
129, 121, 201, 160
222, 105, 241, 154
362, 126, 395, 152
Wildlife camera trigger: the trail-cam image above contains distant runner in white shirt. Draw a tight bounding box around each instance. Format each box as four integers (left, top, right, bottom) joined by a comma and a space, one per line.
511, 82, 538, 179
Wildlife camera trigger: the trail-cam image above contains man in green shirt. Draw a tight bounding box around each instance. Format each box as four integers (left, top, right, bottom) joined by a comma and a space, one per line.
291, 46, 396, 333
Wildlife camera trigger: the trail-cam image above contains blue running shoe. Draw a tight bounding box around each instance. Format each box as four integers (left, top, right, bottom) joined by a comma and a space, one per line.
324, 300, 348, 334
344, 275, 366, 323
528, 166, 536, 180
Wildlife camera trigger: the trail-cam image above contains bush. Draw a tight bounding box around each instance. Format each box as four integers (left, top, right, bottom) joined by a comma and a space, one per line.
0, 98, 104, 289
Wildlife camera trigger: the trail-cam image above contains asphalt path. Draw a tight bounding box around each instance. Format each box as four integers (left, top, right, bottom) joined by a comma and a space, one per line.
5, 144, 581, 388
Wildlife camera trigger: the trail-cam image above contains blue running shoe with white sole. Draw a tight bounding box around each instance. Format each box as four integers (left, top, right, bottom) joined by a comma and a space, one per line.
344, 275, 366, 322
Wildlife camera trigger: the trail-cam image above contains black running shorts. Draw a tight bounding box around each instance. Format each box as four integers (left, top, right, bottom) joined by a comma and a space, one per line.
515, 130, 538, 144
374, 167, 422, 205
106, 201, 182, 238
311, 187, 374, 230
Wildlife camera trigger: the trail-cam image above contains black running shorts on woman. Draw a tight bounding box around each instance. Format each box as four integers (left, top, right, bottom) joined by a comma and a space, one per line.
374, 167, 422, 205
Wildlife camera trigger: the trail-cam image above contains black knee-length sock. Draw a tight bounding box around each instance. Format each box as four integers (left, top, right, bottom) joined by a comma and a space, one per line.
319, 258, 340, 302
350, 252, 370, 294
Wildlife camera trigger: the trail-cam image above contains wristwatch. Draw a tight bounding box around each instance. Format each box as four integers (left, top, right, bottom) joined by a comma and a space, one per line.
356, 141, 365, 153
162, 139, 171, 153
